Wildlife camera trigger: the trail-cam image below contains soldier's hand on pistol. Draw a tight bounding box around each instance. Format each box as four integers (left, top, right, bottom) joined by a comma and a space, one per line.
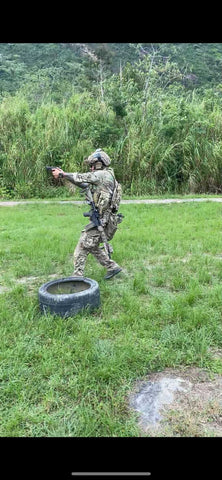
52, 167, 64, 179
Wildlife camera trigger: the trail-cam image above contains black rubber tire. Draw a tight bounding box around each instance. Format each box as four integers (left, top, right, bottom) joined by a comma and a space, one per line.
38, 276, 100, 318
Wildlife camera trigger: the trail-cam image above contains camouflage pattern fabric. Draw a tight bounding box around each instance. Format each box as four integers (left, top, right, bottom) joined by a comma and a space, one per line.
73, 227, 120, 276
72, 168, 114, 199
72, 168, 121, 276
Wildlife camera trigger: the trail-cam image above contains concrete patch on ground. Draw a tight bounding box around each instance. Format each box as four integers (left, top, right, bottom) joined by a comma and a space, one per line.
129, 367, 222, 436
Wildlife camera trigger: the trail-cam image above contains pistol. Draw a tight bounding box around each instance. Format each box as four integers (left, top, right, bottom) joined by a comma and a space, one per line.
45, 166, 63, 178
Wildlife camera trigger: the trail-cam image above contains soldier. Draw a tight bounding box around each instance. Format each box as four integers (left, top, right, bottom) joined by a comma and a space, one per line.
52, 149, 122, 280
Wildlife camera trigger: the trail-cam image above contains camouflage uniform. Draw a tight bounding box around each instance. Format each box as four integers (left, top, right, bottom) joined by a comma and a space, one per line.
70, 167, 121, 276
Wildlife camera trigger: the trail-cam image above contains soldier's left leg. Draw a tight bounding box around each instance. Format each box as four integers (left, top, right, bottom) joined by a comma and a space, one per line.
73, 231, 89, 276
74, 228, 121, 278
73, 229, 111, 276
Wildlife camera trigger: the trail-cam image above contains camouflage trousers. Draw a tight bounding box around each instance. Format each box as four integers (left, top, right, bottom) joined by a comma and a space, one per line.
73, 226, 120, 276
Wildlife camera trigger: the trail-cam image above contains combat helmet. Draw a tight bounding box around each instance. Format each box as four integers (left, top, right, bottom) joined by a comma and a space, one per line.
86, 148, 111, 167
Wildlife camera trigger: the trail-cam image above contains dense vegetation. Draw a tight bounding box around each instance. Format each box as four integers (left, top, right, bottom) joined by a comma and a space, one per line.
1, 43, 222, 198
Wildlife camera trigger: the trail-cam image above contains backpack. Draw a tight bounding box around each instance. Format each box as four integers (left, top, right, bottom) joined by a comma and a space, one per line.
95, 174, 124, 226
110, 180, 122, 213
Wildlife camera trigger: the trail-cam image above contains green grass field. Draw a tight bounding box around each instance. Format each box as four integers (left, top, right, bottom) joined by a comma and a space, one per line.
1, 201, 222, 436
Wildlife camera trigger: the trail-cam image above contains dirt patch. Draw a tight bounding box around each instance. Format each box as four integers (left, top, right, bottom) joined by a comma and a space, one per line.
129, 367, 222, 437
0, 285, 9, 293
17, 276, 40, 284
0, 274, 61, 295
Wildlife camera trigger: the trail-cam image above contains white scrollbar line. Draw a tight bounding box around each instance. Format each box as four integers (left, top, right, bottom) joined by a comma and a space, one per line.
71, 473, 151, 476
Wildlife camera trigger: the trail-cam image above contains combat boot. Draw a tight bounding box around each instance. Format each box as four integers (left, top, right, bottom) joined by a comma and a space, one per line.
104, 267, 122, 280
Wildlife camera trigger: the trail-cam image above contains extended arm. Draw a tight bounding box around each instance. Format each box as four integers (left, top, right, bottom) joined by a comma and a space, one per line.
51, 168, 100, 186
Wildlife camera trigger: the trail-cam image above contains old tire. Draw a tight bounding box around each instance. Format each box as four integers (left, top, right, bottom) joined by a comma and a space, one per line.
38, 276, 100, 318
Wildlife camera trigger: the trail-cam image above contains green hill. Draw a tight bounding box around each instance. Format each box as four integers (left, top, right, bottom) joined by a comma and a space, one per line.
1, 43, 222, 97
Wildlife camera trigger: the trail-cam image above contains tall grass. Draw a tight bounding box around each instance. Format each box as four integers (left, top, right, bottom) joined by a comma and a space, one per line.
117, 92, 222, 194
1, 59, 222, 197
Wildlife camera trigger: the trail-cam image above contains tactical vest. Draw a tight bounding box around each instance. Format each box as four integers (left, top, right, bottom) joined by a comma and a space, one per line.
91, 168, 118, 215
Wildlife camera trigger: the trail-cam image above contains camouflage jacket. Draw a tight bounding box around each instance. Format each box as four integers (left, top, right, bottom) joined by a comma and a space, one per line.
67, 168, 116, 217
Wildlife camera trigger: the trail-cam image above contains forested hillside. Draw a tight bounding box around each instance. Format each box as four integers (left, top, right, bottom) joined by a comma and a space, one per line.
1, 42, 222, 198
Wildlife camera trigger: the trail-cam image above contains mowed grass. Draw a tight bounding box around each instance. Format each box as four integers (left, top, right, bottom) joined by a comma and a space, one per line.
1, 201, 222, 437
